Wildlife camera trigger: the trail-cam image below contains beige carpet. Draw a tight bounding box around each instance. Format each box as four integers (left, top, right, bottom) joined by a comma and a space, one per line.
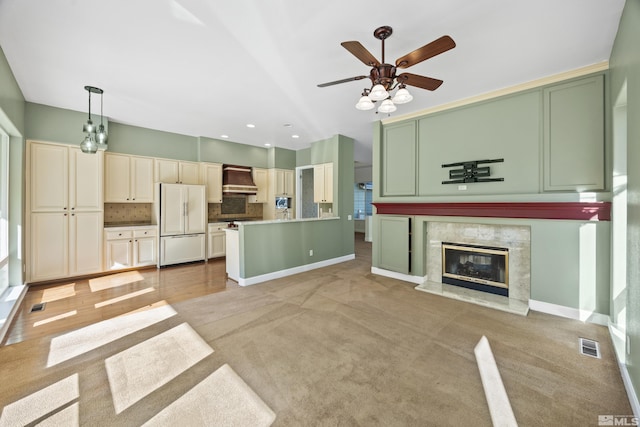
0, 238, 632, 425
144, 364, 276, 427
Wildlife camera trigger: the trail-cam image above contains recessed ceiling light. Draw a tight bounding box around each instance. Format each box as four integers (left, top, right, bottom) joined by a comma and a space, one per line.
246, 124, 255, 128
292, 134, 300, 139
220, 135, 229, 139
264, 143, 271, 147
283, 124, 292, 128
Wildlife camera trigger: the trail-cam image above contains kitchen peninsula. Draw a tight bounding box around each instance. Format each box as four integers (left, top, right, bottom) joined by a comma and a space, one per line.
225, 217, 353, 286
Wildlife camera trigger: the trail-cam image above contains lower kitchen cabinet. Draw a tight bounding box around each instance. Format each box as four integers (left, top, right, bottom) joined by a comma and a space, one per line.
105, 226, 157, 270
208, 223, 226, 258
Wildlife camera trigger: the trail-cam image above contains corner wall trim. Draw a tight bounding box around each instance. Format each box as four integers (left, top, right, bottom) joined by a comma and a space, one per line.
529, 299, 609, 326
238, 254, 355, 287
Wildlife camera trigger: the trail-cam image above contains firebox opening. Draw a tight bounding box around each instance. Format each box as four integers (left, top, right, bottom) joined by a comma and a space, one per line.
441, 242, 509, 297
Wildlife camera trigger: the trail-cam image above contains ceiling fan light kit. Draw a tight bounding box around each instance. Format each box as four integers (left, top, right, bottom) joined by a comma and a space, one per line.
318, 25, 455, 114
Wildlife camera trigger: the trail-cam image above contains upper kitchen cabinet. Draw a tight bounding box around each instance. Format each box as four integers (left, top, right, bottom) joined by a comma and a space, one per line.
248, 168, 268, 203
543, 75, 605, 191
381, 121, 416, 196
30, 141, 103, 212
272, 168, 295, 196
313, 163, 333, 203
155, 158, 200, 184
105, 153, 154, 203
201, 162, 223, 203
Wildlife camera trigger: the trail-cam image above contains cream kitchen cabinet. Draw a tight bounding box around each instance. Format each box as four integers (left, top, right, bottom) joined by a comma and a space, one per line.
208, 223, 226, 258
248, 167, 268, 203
201, 162, 223, 203
104, 153, 154, 202
27, 140, 104, 282
155, 158, 200, 184
313, 163, 333, 203
272, 168, 294, 196
105, 226, 157, 270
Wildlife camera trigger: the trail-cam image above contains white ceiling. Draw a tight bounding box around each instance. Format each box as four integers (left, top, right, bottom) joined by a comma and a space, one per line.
0, 0, 625, 165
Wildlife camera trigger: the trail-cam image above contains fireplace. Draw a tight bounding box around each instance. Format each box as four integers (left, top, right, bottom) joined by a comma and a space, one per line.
441, 242, 509, 297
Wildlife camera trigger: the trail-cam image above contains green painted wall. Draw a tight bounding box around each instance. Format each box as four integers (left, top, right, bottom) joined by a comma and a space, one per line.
0, 45, 25, 287
610, 0, 640, 405
239, 134, 355, 279
267, 146, 296, 169
199, 136, 268, 167
296, 147, 311, 166
25, 102, 107, 146
107, 122, 196, 160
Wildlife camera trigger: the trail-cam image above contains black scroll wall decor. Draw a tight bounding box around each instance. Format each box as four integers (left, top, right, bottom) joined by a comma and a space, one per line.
441, 158, 504, 184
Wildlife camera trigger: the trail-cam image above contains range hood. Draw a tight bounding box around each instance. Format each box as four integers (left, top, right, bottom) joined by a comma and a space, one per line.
222, 165, 258, 195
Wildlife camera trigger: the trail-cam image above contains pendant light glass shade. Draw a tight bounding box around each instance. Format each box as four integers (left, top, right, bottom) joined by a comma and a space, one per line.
96, 124, 108, 145
80, 133, 98, 154
355, 95, 375, 110
369, 84, 389, 101
378, 99, 397, 113
392, 87, 413, 104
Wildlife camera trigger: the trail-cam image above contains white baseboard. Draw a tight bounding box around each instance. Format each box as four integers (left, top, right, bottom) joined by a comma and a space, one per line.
608, 322, 640, 418
238, 254, 355, 287
528, 299, 609, 326
370, 267, 427, 285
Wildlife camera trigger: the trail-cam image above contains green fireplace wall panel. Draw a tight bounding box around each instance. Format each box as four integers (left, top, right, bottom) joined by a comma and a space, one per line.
417, 91, 541, 196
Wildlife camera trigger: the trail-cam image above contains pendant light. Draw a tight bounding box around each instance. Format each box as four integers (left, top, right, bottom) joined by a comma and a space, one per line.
80, 86, 107, 153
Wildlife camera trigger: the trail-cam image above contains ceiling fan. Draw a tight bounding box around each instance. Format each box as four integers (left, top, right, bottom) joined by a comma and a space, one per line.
318, 26, 456, 113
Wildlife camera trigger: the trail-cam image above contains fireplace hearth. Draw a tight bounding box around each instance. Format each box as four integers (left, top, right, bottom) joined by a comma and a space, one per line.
442, 242, 509, 297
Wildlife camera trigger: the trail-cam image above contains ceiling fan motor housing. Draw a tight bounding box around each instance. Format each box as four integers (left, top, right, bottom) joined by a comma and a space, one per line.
370, 64, 396, 89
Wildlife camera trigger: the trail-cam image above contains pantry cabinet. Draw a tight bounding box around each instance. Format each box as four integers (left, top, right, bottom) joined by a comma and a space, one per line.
104, 153, 154, 202
27, 141, 104, 282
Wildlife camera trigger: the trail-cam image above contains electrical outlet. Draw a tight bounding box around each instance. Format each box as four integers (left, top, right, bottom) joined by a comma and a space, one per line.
348, 215, 352, 220
458, 185, 467, 191
309, 249, 313, 256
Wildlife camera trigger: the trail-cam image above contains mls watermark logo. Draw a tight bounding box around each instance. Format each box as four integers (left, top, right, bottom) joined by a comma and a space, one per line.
599, 415, 640, 426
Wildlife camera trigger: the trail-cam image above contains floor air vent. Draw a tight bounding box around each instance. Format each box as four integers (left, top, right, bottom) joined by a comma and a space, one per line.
579, 337, 601, 359
30, 302, 46, 313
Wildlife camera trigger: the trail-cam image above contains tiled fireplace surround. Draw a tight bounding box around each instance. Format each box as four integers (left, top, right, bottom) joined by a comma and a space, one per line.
418, 222, 531, 316
373, 202, 612, 316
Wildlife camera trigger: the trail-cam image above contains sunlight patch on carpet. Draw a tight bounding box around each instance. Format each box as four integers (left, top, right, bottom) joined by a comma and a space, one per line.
474, 335, 518, 427
143, 364, 275, 427
0, 374, 78, 426
106, 322, 214, 414
47, 304, 177, 367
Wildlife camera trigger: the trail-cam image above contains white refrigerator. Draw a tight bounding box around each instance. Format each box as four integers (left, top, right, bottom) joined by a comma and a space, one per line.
156, 183, 207, 267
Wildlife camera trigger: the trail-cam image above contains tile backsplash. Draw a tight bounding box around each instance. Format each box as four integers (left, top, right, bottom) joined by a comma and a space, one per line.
208, 199, 263, 221
104, 203, 152, 225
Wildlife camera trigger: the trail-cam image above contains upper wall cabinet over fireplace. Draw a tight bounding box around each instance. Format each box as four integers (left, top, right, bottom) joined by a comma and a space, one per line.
378, 73, 606, 197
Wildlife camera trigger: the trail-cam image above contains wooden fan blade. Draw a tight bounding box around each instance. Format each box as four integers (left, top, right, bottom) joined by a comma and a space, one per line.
317, 75, 368, 88
398, 73, 443, 91
395, 35, 456, 69
341, 41, 380, 67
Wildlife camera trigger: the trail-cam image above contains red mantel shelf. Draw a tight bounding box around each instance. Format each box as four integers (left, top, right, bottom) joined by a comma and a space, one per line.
372, 202, 611, 221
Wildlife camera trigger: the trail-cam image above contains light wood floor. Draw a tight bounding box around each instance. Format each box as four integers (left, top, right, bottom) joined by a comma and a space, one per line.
4, 233, 371, 346
3, 255, 230, 345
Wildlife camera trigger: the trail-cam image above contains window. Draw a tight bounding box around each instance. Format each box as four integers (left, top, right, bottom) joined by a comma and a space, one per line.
0, 128, 8, 295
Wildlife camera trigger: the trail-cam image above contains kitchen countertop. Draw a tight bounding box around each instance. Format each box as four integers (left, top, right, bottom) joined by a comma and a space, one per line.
104, 223, 155, 228
233, 217, 339, 225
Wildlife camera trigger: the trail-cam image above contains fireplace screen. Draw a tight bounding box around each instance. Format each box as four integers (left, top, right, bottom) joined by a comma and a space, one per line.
441, 242, 509, 296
